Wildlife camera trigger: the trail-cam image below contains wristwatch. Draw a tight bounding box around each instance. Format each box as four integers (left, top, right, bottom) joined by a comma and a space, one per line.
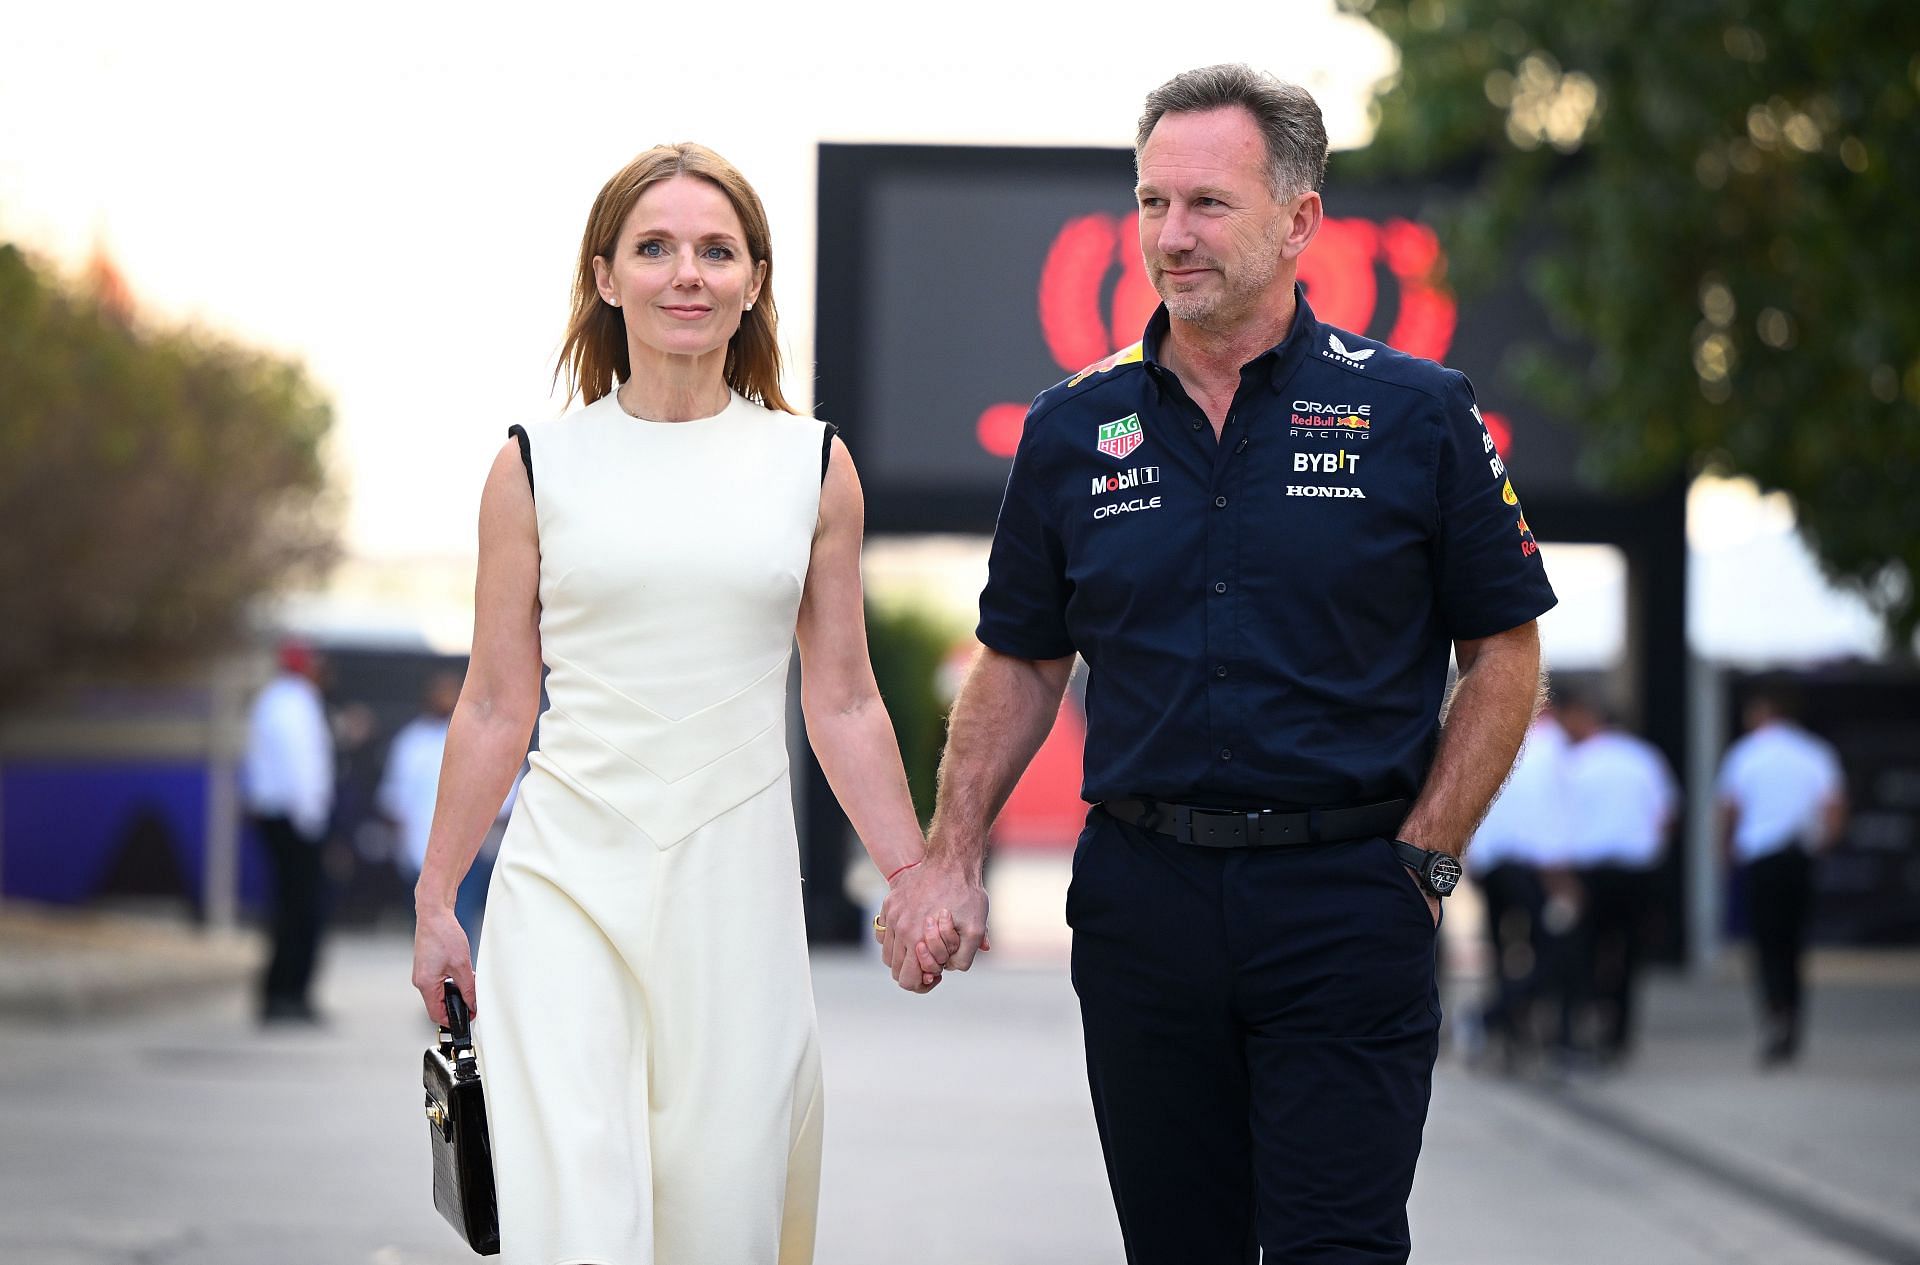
1391, 840, 1462, 897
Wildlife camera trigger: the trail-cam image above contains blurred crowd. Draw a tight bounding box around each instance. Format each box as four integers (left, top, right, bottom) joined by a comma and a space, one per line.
238, 640, 1849, 1057
241, 642, 517, 1025
1465, 680, 1845, 1073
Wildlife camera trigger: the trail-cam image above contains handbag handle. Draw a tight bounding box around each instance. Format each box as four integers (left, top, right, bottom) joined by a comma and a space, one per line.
441, 978, 475, 1052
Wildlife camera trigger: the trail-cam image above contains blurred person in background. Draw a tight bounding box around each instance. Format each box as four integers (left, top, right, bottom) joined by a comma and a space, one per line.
378, 672, 461, 880
1558, 692, 1678, 1067
1467, 702, 1568, 1070
886, 65, 1555, 1264
407, 142, 939, 1264
1717, 680, 1847, 1067
242, 639, 334, 1024
377, 670, 516, 952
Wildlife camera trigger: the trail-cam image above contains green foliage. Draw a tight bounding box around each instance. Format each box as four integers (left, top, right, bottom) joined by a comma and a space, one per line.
1342, 0, 1920, 648
864, 602, 960, 825
0, 244, 338, 706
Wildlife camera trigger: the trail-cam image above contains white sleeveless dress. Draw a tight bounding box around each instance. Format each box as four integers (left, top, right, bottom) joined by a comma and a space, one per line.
476, 389, 828, 1265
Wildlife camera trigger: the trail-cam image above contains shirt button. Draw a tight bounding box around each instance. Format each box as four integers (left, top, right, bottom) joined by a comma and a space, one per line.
1190, 420, 1203, 431
1215, 665, 1228, 678
1213, 581, 1228, 594
1214, 495, 1228, 508
1220, 749, 1233, 761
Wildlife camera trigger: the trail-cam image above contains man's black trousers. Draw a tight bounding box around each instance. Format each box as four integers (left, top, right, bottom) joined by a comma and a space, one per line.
1477, 860, 1544, 1046
254, 814, 326, 1015
1568, 863, 1655, 1058
1069, 810, 1441, 1265
1744, 846, 1814, 1041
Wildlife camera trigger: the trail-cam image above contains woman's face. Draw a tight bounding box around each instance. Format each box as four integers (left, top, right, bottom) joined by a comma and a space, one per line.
592, 175, 766, 362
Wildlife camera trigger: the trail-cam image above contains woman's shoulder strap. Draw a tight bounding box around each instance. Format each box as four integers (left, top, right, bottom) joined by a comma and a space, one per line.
819, 421, 839, 486
506, 424, 533, 497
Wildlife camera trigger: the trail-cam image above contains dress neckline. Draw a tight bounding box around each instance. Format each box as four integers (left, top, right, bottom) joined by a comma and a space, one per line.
601, 386, 743, 426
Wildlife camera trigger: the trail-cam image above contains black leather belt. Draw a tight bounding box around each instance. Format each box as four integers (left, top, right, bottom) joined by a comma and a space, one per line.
1102, 797, 1410, 849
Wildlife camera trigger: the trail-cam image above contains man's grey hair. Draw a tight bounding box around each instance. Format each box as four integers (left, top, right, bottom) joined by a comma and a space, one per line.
1136, 64, 1329, 199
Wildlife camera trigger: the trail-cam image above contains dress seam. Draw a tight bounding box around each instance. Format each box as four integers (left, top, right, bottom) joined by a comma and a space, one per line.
546, 649, 788, 725
547, 700, 783, 786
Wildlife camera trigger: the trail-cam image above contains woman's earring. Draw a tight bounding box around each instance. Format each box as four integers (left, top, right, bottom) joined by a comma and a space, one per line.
744, 302, 754, 312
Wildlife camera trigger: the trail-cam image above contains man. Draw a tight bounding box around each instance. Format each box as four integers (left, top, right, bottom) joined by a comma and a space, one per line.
1717, 680, 1846, 1067
378, 672, 462, 881
243, 639, 335, 1024
1467, 704, 1569, 1069
1557, 692, 1678, 1065
884, 65, 1555, 1262
377, 670, 518, 952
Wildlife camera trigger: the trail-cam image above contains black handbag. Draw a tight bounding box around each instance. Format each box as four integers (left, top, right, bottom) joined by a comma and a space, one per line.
423, 978, 501, 1255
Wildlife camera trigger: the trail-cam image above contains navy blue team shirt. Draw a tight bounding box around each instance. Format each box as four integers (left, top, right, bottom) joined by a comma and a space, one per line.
977, 286, 1559, 811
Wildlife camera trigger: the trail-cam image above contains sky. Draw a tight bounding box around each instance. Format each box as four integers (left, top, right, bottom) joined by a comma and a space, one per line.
2, 1, 1888, 664
1, 0, 1394, 557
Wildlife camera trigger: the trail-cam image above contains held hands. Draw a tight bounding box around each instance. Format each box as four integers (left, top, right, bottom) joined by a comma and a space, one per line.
878, 855, 990, 994
412, 904, 476, 1026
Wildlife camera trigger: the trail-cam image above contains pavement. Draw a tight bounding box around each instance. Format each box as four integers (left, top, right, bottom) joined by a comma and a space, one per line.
2, 861, 1917, 1264
0, 901, 259, 1021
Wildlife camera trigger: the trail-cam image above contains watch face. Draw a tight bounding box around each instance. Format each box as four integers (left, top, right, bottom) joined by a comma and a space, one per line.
1429, 853, 1463, 895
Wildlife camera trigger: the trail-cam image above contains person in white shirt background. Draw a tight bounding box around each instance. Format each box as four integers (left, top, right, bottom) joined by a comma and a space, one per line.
377, 670, 519, 953
1558, 692, 1679, 1066
242, 640, 336, 1024
1716, 679, 1848, 1067
1467, 705, 1570, 1070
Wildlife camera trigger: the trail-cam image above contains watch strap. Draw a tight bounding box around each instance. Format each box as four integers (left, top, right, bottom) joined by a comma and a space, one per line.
1390, 839, 1459, 894
1389, 839, 1433, 874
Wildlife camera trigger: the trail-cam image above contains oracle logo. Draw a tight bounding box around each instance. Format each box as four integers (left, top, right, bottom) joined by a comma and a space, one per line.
975, 213, 1512, 459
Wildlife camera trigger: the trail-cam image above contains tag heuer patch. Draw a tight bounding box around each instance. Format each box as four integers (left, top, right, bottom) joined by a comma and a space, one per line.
1097, 414, 1144, 459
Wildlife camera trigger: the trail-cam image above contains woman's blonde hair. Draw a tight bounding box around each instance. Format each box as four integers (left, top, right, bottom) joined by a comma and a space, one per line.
555, 143, 794, 413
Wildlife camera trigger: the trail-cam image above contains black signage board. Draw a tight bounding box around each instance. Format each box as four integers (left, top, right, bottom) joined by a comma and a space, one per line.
815, 142, 1601, 536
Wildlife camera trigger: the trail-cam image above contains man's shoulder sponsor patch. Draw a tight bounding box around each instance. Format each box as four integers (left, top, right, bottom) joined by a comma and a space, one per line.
1068, 343, 1145, 389
1322, 333, 1376, 368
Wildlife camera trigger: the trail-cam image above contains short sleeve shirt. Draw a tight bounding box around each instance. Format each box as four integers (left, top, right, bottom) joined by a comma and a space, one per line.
1563, 731, 1678, 868
1470, 716, 1571, 870
1716, 721, 1844, 861
977, 289, 1558, 809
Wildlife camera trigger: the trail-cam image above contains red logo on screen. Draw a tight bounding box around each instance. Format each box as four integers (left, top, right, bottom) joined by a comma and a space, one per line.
976, 214, 1511, 459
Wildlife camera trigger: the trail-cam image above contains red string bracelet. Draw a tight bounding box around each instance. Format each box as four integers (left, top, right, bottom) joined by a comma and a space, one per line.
885, 859, 922, 884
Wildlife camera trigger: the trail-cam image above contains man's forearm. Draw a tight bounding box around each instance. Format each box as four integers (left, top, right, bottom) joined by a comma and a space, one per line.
926, 648, 1075, 875
1398, 623, 1543, 858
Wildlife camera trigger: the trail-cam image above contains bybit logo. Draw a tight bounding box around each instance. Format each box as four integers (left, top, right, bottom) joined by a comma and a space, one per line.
1293, 451, 1362, 476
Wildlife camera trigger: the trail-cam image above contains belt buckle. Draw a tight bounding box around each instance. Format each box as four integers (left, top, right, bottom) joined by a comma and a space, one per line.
1176, 806, 1251, 848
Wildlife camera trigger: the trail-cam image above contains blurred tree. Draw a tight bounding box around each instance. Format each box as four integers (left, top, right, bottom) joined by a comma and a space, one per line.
1341, 0, 1920, 648
0, 243, 337, 708
864, 602, 958, 826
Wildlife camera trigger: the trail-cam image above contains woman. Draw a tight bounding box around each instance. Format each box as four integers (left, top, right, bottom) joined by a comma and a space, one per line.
410, 142, 953, 1265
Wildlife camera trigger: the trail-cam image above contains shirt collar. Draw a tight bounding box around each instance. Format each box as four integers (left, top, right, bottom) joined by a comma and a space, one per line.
1140, 283, 1321, 400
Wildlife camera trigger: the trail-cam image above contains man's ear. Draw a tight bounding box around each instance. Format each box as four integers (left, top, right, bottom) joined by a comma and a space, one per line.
1282, 191, 1323, 262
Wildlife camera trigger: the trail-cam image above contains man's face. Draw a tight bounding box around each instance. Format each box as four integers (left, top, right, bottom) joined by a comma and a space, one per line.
1136, 106, 1296, 329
